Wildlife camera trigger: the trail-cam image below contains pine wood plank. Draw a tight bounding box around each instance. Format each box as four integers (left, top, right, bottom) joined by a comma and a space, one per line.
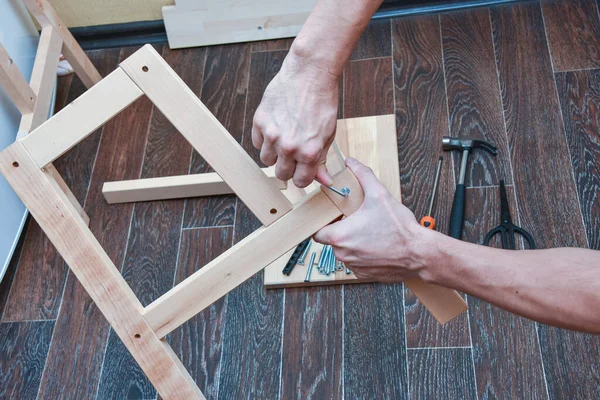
120, 44, 291, 226
349, 19, 392, 61
491, 4, 600, 398
441, 9, 511, 187
184, 43, 250, 228
37, 46, 157, 399
170, 227, 234, 399
392, 14, 471, 347
0, 321, 54, 399
408, 348, 477, 399
0, 42, 36, 114
556, 69, 600, 249
344, 57, 394, 118
541, 0, 600, 72
1, 50, 119, 322
462, 186, 548, 399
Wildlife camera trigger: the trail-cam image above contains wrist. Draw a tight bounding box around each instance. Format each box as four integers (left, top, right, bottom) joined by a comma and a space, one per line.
285, 40, 340, 91
409, 228, 457, 285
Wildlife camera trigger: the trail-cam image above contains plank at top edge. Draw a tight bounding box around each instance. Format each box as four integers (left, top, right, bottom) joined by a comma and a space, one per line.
392, 14, 472, 346
441, 9, 512, 187
23, 0, 101, 88
0, 142, 204, 399
0, 42, 36, 114
144, 189, 343, 338
119, 45, 292, 226
491, 4, 599, 399
20, 68, 143, 167
541, 0, 600, 72
462, 186, 548, 399
556, 70, 600, 249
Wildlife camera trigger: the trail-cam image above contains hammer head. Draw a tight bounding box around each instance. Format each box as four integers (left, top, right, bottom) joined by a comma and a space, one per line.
442, 136, 497, 156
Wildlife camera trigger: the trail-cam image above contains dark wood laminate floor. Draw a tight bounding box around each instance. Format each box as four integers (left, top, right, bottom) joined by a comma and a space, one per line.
1, 1, 600, 398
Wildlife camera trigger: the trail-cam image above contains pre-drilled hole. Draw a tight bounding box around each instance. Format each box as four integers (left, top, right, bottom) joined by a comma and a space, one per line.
142, 66, 149, 72
12, 161, 19, 167
134, 333, 141, 339
270, 208, 277, 214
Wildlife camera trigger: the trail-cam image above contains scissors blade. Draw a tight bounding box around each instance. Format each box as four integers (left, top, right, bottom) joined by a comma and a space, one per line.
499, 180, 513, 224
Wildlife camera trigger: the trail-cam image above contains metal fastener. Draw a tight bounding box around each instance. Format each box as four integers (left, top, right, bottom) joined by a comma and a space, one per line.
297, 241, 312, 265
317, 246, 328, 272
346, 268, 351, 275
304, 252, 316, 282
327, 186, 351, 197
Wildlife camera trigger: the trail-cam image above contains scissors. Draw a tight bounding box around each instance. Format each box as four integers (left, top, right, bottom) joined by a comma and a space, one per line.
483, 180, 535, 250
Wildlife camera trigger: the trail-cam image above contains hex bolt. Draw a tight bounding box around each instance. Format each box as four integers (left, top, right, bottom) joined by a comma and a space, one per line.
297, 241, 312, 265
304, 252, 317, 283
327, 186, 351, 197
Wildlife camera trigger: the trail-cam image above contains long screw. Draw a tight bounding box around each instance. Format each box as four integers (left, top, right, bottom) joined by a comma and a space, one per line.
304, 252, 316, 282
297, 241, 312, 265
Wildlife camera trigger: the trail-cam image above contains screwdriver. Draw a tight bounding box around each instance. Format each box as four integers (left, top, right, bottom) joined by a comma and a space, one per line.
420, 156, 443, 230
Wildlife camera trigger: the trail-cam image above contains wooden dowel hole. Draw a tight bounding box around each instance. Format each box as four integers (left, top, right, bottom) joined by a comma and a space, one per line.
270, 208, 277, 214
12, 161, 19, 167
142, 66, 149, 72
134, 333, 141, 339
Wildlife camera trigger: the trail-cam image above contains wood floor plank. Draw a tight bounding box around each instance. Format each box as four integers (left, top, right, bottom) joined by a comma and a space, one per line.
169, 227, 234, 400
217, 49, 285, 398
392, 14, 471, 347
251, 38, 294, 53
1, 49, 120, 322
0, 218, 27, 319
344, 57, 394, 118
491, 4, 600, 398
349, 18, 392, 61
462, 186, 548, 399
0, 321, 54, 399
441, 9, 512, 187
184, 44, 249, 229
280, 286, 343, 400
407, 348, 477, 400
96, 45, 207, 399
556, 69, 600, 249
36, 45, 158, 399
541, 0, 600, 72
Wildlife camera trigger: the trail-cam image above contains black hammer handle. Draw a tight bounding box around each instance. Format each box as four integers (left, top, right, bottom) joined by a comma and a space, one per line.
449, 183, 466, 239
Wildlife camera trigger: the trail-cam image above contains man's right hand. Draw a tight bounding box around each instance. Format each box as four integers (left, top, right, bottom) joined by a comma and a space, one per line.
251, 50, 338, 188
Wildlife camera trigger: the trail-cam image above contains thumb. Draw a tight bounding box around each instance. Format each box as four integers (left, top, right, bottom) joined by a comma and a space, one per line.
315, 163, 333, 186
345, 157, 385, 195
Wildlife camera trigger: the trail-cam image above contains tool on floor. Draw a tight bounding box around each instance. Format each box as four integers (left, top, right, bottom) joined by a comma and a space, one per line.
282, 238, 311, 275
304, 252, 317, 282
327, 185, 350, 197
483, 180, 535, 250
420, 156, 443, 230
442, 136, 497, 239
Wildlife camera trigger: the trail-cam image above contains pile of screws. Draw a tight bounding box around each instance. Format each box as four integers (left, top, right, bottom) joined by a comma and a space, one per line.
303, 245, 352, 282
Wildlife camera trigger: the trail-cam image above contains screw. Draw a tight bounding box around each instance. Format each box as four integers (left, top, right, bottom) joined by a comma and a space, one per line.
304, 252, 316, 282
317, 246, 328, 272
297, 241, 312, 265
327, 186, 350, 197
346, 268, 351, 275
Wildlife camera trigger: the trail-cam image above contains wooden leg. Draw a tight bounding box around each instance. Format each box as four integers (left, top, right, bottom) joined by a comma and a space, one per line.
0, 42, 36, 114
0, 142, 203, 399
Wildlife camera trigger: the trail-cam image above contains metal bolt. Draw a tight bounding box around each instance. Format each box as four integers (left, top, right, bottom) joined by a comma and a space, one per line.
317, 246, 328, 272
327, 186, 351, 197
297, 241, 312, 265
346, 268, 351, 275
304, 252, 316, 282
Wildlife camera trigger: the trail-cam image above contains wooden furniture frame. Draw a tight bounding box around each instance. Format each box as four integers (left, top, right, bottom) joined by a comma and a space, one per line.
0, 0, 102, 225
0, 44, 467, 398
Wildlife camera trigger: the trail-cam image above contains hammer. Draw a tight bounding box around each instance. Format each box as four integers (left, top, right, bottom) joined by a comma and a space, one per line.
442, 137, 497, 239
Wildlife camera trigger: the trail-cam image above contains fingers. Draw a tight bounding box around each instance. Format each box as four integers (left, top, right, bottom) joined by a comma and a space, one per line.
292, 162, 317, 188
275, 155, 296, 182
260, 139, 277, 166
251, 122, 264, 150
314, 163, 333, 186
345, 157, 387, 195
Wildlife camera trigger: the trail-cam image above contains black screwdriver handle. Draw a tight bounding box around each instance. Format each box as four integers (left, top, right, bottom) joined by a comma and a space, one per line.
449, 183, 466, 239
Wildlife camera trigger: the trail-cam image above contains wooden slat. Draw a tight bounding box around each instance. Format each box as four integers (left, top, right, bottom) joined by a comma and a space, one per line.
103, 167, 284, 204
0, 42, 36, 114
23, 0, 102, 88
119, 45, 293, 226
20, 68, 143, 167
0, 142, 204, 399
144, 189, 344, 338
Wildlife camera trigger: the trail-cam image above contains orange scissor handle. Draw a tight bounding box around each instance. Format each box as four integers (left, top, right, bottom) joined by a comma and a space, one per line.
420, 216, 436, 230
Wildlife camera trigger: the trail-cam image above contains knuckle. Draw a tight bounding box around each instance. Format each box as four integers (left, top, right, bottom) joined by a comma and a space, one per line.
299, 147, 321, 164
263, 130, 278, 144
278, 141, 297, 156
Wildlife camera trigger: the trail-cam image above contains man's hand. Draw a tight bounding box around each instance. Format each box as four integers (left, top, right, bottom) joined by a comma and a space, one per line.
252, 52, 338, 188
314, 158, 434, 283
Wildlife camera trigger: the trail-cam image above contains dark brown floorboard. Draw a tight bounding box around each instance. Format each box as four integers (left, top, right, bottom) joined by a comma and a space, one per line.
96, 45, 202, 399
407, 348, 477, 400
0, 217, 27, 319
441, 9, 512, 187
462, 186, 548, 399
0, 50, 118, 322
0, 321, 54, 399
541, 0, 600, 72
392, 14, 471, 348
168, 227, 233, 400
251, 38, 294, 53
344, 57, 394, 118
349, 18, 392, 61
183, 44, 249, 229
491, 3, 600, 398
216, 49, 285, 399
556, 69, 600, 250
36, 46, 158, 399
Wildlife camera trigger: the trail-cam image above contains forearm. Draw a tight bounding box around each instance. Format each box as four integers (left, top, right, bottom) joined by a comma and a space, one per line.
423, 231, 600, 333
287, 0, 384, 83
